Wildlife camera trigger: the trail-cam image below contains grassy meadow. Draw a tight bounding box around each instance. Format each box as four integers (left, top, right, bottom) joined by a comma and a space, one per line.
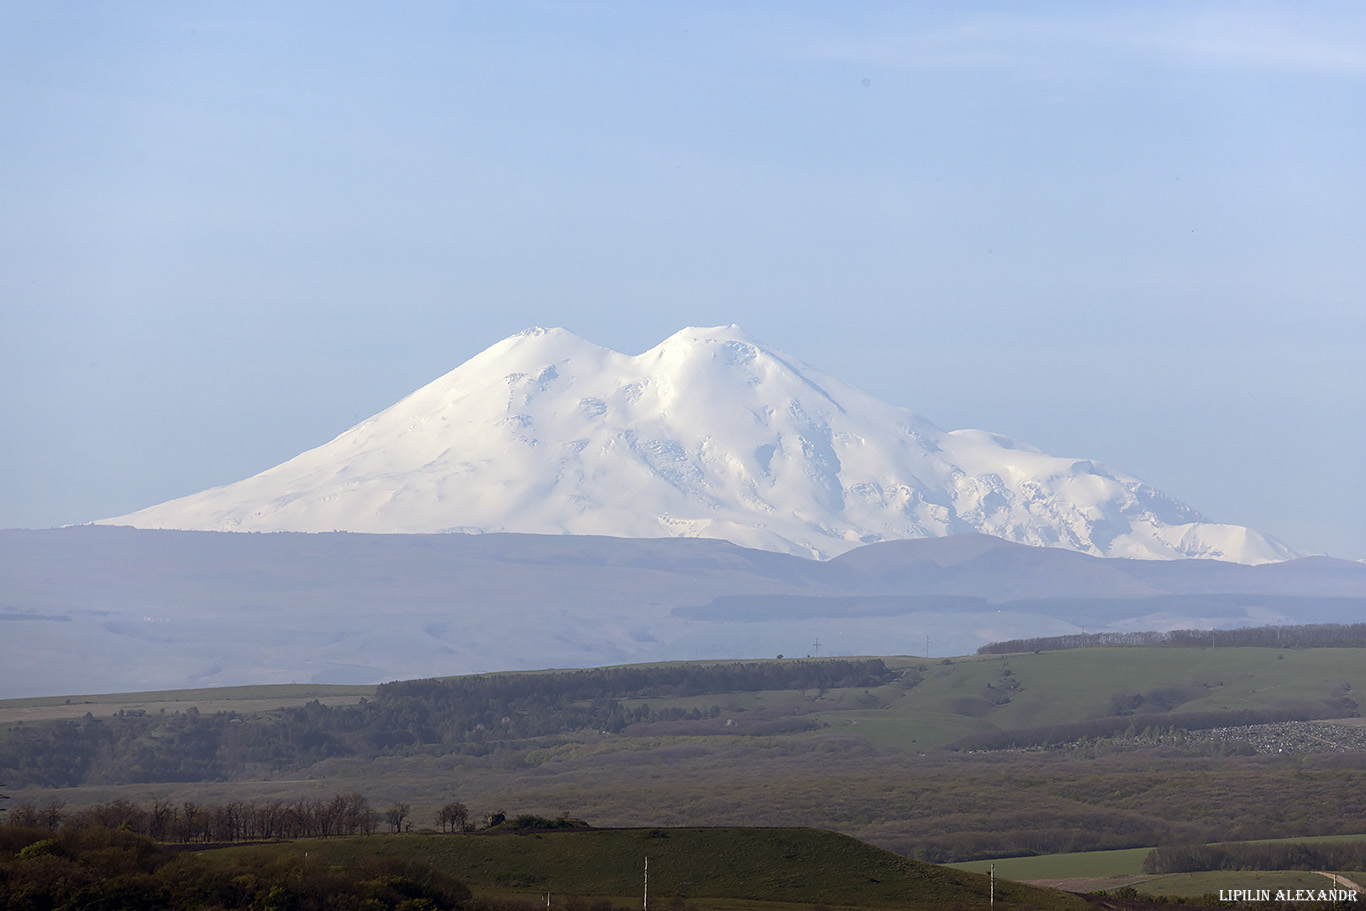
951, 832, 1366, 878
950, 833, 1366, 902
206, 827, 1088, 911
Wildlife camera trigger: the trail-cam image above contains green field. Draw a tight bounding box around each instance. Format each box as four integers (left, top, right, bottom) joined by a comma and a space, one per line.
949, 834, 1366, 902
949, 846, 1154, 880
207, 827, 1088, 911
951, 832, 1366, 879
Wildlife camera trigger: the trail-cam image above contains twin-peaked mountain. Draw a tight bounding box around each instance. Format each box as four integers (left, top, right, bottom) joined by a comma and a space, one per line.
98, 325, 1295, 564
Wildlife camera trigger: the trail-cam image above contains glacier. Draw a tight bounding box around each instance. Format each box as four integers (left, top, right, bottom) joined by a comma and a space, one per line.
97, 325, 1297, 564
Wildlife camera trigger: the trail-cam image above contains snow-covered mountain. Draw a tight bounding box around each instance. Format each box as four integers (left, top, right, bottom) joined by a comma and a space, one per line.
97, 325, 1296, 564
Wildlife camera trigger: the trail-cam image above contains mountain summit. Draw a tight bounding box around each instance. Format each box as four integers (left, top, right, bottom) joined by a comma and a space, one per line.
98, 325, 1296, 563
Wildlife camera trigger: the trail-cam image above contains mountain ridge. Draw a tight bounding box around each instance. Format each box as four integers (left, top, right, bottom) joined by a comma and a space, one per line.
96, 325, 1296, 564
3, 526, 1360, 698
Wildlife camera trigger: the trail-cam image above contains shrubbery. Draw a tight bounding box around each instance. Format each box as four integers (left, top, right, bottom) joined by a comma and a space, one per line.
0, 825, 471, 910
1143, 839, 1366, 874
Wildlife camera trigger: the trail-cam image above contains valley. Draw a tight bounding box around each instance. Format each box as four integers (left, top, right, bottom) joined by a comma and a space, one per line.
5, 644, 1365, 865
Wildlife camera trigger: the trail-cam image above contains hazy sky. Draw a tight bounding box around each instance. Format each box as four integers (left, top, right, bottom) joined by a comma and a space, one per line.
3, 2, 1363, 558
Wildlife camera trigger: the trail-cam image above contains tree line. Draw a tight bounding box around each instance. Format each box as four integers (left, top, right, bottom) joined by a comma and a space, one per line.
6, 793, 381, 843
2, 794, 577, 844
1143, 839, 1366, 874
0, 659, 898, 788
977, 623, 1366, 655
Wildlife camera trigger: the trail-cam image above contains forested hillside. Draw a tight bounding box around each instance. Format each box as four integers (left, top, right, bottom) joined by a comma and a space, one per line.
978, 622, 1366, 654
0, 659, 897, 787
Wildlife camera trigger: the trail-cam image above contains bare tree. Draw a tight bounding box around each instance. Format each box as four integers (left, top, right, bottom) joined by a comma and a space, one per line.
42, 798, 67, 830
9, 802, 41, 828
435, 800, 469, 833
384, 803, 411, 833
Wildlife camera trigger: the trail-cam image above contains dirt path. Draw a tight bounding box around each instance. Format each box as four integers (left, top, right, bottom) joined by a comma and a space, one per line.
1315, 871, 1364, 892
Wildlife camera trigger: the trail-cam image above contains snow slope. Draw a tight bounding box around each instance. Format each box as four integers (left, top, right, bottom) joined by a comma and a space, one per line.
97, 326, 1297, 564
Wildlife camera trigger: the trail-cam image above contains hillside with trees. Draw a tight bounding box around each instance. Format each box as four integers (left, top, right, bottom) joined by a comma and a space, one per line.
4, 643, 1366, 863
0, 659, 898, 787
977, 622, 1366, 654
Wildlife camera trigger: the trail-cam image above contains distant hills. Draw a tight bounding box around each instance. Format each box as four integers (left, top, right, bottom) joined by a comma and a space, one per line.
3, 527, 1360, 698
95, 325, 1296, 564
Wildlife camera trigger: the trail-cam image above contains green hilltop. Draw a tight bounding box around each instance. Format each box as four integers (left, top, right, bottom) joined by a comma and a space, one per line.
208, 826, 1088, 911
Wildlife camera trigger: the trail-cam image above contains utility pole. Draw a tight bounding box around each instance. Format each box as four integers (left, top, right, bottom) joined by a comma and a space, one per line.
990, 862, 995, 909
643, 856, 649, 911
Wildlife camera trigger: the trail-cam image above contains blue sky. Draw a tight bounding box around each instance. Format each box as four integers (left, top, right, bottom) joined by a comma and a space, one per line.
3, 2, 1363, 558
